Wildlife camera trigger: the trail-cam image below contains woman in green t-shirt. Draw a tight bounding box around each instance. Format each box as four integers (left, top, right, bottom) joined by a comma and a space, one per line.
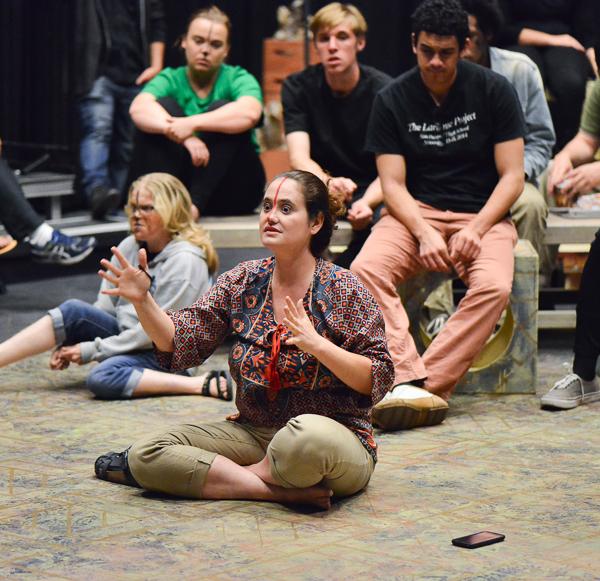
127, 6, 265, 216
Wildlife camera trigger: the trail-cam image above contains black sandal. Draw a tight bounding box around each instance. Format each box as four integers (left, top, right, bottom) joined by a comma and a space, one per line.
201, 369, 234, 401
94, 448, 141, 488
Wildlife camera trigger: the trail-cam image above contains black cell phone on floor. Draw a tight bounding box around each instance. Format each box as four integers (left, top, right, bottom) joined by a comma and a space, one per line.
452, 531, 505, 549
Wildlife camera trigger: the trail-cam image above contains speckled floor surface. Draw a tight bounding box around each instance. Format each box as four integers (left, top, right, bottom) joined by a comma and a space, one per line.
1, 274, 599, 579
1, 344, 599, 580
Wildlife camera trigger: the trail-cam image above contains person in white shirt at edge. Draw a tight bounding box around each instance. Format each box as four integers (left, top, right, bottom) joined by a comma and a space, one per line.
282, 2, 391, 268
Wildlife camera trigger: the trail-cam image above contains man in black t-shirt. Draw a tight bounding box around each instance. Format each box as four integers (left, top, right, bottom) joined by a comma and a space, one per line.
351, 0, 526, 431
282, 3, 391, 267
75, 0, 166, 219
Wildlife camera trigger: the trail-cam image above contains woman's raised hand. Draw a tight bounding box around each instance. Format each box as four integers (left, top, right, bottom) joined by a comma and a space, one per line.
99, 247, 152, 305
283, 297, 324, 356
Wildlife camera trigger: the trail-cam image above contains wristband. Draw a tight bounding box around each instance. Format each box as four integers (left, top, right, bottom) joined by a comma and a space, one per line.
138, 265, 154, 285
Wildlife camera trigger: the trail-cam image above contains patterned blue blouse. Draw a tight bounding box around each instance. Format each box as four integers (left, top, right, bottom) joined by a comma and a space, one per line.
156, 257, 394, 461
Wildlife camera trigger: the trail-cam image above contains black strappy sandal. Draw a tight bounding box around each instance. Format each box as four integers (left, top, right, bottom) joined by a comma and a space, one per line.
94, 448, 141, 487
201, 369, 234, 401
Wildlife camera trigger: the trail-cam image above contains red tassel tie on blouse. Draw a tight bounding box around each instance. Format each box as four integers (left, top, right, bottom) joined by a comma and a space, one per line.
266, 324, 286, 393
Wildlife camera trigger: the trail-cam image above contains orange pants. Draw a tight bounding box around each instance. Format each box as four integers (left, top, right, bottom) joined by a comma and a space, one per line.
351, 203, 517, 399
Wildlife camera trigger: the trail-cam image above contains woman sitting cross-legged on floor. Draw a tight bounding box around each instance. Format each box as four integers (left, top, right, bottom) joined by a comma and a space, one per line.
94, 170, 394, 510
0, 172, 230, 400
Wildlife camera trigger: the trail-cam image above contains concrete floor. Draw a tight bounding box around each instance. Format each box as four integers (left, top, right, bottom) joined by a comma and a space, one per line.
0, 271, 599, 579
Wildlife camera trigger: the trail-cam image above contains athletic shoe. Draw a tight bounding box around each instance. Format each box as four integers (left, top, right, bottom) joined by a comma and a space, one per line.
30, 230, 96, 265
424, 312, 503, 342
540, 373, 600, 410
425, 313, 449, 339
372, 384, 449, 431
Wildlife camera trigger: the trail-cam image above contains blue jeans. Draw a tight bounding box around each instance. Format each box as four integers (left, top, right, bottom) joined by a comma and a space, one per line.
48, 299, 165, 399
78, 76, 140, 200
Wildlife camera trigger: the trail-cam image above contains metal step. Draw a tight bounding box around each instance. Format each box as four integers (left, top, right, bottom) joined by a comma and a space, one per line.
538, 309, 576, 330
17, 172, 75, 220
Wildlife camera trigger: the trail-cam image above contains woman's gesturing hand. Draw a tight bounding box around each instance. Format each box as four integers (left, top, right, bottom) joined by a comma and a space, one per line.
283, 297, 324, 355
99, 247, 152, 305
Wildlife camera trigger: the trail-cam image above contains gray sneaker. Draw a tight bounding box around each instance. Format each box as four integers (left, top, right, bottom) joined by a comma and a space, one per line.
540, 373, 600, 410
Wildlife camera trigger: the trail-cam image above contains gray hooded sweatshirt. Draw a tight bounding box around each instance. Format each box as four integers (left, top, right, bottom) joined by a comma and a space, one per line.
79, 235, 210, 363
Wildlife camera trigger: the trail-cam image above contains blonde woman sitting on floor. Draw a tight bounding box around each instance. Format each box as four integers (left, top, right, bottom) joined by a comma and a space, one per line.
0, 172, 231, 400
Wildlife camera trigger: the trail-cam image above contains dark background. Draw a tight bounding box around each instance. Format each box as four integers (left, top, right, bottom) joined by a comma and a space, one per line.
0, 0, 419, 169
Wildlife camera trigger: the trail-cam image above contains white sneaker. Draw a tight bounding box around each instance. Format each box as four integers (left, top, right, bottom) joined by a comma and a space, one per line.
540, 373, 600, 410
425, 313, 449, 340
372, 384, 449, 431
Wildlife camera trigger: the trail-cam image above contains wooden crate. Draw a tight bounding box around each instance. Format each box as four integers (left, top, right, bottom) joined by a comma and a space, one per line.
559, 243, 590, 290
262, 39, 319, 103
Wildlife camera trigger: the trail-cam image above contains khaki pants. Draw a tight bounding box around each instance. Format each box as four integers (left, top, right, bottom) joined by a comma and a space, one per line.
352, 203, 517, 398
512, 181, 551, 275
128, 414, 375, 499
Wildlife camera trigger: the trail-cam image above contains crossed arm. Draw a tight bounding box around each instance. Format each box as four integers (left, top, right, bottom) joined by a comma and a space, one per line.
129, 93, 262, 166
517, 29, 597, 78
130, 93, 262, 138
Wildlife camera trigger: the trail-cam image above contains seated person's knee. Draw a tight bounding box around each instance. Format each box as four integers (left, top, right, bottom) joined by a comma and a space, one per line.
59, 298, 89, 312
277, 414, 332, 454
515, 187, 547, 218
206, 99, 230, 112
528, 190, 548, 215
350, 253, 369, 277
550, 70, 587, 98
157, 97, 185, 117
473, 279, 512, 305
127, 432, 182, 488
86, 362, 125, 400
270, 414, 334, 467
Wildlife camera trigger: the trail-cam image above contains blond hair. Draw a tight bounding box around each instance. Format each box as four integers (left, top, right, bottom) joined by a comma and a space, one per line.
127, 173, 218, 274
310, 2, 367, 38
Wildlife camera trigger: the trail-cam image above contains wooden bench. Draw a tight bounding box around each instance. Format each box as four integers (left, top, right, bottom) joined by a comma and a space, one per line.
58, 212, 599, 330
544, 212, 599, 244
59, 214, 355, 248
